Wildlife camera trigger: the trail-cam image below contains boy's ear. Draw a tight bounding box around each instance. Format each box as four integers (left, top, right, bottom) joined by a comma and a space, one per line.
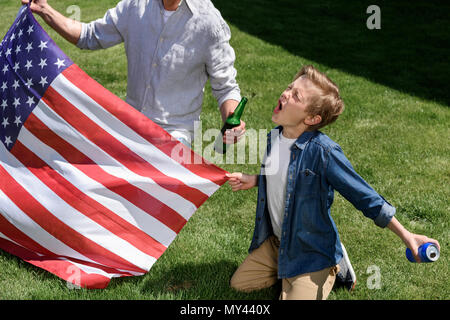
305, 115, 322, 126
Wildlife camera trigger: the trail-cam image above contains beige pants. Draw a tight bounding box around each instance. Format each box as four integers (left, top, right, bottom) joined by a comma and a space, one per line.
230, 236, 339, 300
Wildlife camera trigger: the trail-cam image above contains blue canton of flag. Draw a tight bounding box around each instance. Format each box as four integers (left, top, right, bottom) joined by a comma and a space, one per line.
0, 5, 73, 150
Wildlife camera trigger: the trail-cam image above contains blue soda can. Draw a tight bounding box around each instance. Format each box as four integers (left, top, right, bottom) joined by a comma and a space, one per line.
406, 243, 440, 263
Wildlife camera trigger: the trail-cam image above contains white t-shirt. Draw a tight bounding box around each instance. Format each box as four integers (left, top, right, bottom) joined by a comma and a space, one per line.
162, 8, 175, 23
264, 132, 297, 240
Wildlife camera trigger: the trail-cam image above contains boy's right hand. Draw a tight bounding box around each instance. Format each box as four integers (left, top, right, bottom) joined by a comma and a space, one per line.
226, 173, 258, 191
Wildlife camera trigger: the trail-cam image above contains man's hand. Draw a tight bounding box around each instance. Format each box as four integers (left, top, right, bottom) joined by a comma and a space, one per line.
223, 120, 246, 144
220, 99, 246, 144
21, 0, 48, 16
226, 172, 257, 191
21, 0, 82, 45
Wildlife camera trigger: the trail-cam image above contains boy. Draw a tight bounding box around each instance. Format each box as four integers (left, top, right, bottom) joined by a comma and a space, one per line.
226, 65, 440, 300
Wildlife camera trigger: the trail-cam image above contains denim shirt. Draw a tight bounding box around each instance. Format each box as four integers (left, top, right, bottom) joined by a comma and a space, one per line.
249, 127, 396, 279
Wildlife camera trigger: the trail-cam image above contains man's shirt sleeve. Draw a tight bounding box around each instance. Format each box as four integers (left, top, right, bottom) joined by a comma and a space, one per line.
76, 0, 132, 50
204, 20, 241, 107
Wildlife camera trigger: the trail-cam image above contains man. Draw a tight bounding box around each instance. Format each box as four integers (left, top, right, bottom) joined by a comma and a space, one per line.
21, 0, 245, 146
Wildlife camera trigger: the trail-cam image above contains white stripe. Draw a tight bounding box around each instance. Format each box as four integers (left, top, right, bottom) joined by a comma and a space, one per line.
0, 188, 93, 263
0, 231, 132, 280
0, 142, 156, 271
52, 74, 219, 196
55, 257, 145, 279
29, 102, 178, 245
33, 100, 197, 221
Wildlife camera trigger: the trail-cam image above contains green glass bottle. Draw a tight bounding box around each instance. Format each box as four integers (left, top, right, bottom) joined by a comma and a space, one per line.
214, 97, 248, 154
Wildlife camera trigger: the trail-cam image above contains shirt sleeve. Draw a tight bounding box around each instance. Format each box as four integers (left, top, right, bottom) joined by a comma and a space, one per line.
325, 145, 396, 228
76, 0, 132, 50
205, 20, 241, 107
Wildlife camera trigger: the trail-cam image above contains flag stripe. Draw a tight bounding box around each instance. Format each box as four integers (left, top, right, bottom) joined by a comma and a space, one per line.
54, 71, 221, 198
0, 212, 135, 278
62, 65, 228, 189
10, 138, 166, 260
0, 188, 93, 264
42, 83, 209, 209
0, 236, 113, 289
0, 160, 148, 273
26, 107, 187, 235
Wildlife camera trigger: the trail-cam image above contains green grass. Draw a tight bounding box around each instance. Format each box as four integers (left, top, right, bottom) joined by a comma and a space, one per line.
0, 0, 449, 300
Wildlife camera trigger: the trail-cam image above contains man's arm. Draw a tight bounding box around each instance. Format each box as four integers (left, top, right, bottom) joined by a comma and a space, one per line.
22, 0, 82, 45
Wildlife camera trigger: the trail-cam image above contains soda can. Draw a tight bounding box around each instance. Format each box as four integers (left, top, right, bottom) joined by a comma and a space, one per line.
406, 242, 440, 263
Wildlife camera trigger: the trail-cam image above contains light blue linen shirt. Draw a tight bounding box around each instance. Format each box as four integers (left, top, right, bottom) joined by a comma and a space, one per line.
76, 0, 241, 141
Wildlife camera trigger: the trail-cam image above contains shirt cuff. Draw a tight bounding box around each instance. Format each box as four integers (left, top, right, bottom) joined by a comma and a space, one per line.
217, 91, 241, 109
374, 201, 396, 228
75, 23, 88, 49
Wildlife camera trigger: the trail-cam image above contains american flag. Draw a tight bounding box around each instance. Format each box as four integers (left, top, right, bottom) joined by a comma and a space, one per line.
0, 5, 227, 289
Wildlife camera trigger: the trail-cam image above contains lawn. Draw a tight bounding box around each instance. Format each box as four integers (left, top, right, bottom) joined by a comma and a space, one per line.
0, 0, 448, 300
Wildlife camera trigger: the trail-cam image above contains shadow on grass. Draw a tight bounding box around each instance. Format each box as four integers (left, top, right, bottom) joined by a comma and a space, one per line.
213, 0, 450, 106
138, 260, 280, 300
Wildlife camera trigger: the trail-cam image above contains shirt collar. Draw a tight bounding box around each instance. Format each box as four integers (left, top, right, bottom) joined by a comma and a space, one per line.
160, 0, 195, 15
184, 0, 197, 14
270, 126, 315, 150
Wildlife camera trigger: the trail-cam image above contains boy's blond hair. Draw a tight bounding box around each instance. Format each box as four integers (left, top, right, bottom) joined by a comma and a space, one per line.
294, 65, 344, 131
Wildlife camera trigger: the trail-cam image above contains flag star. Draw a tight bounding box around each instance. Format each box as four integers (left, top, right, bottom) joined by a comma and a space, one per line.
12, 97, 20, 108
54, 58, 66, 69
12, 80, 20, 90
14, 116, 22, 127
2, 64, 9, 74
38, 58, 47, 69
25, 78, 34, 89
24, 59, 33, 71
26, 96, 35, 107
13, 62, 20, 72
5, 48, 12, 57
1, 100, 7, 110
10, 33, 16, 41
1, 117, 9, 128
27, 25, 34, 35
1, 82, 7, 91
38, 40, 48, 51
39, 76, 48, 87
4, 136, 12, 147
25, 42, 33, 53
17, 29, 23, 38
15, 44, 21, 55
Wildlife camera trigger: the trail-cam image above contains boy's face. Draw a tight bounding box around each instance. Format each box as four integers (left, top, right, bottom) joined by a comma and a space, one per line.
272, 76, 320, 130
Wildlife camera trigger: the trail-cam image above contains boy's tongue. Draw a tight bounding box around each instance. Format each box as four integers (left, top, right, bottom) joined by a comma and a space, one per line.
273, 100, 282, 114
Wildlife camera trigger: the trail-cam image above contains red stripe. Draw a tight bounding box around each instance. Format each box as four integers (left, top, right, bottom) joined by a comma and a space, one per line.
42, 83, 209, 209
62, 64, 228, 186
0, 211, 134, 277
0, 237, 114, 289
0, 211, 55, 257
0, 163, 146, 274
11, 139, 166, 260
24, 112, 186, 234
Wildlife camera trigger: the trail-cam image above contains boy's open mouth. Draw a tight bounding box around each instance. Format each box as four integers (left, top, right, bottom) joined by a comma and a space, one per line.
273, 100, 283, 114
